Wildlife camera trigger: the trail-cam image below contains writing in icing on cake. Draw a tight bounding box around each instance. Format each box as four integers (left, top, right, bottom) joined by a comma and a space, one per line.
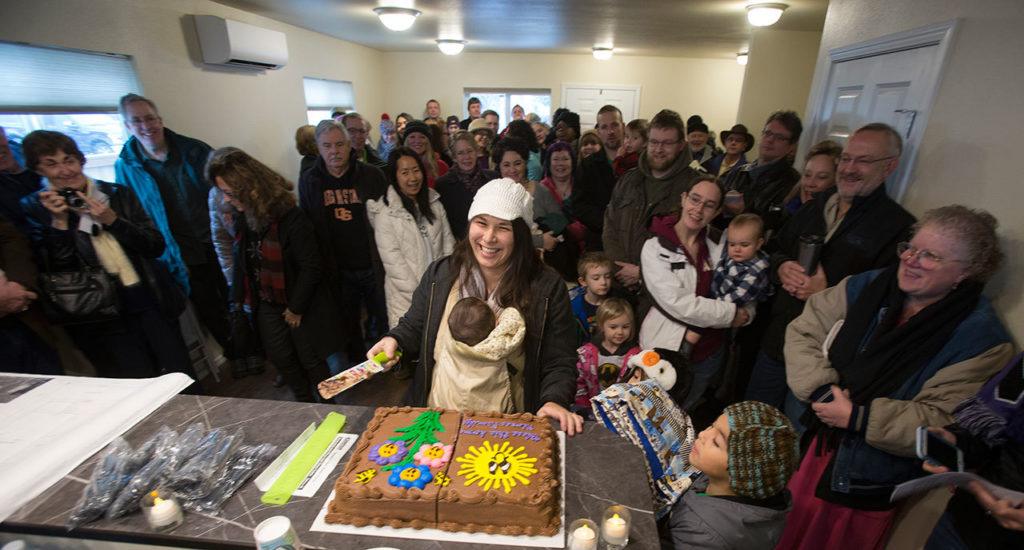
460, 419, 541, 442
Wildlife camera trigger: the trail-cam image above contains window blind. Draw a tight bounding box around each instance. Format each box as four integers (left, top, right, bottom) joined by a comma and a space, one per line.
0, 41, 141, 112
303, 77, 354, 111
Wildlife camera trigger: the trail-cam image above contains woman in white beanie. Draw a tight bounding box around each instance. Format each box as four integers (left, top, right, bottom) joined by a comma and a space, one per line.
368, 178, 584, 434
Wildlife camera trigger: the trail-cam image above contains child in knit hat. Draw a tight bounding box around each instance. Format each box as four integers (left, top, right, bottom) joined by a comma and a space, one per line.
664, 400, 799, 550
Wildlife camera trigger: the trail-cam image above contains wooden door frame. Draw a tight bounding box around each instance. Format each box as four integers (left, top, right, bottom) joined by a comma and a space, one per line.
802, 19, 959, 202
560, 83, 642, 123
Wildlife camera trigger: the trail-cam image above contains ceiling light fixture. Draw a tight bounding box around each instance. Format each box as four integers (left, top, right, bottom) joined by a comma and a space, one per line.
746, 3, 788, 27
592, 47, 614, 61
373, 7, 421, 31
436, 39, 466, 55
736, 52, 749, 65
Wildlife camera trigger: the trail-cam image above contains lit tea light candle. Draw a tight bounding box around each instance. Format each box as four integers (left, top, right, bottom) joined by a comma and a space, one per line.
142, 490, 183, 532
569, 523, 597, 550
603, 513, 628, 545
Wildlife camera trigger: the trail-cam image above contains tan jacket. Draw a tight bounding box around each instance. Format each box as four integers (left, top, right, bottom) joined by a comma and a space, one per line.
429, 301, 526, 413
785, 276, 1014, 457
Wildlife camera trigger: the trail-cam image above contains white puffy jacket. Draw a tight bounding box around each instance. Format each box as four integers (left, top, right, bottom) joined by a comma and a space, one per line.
367, 186, 456, 327
639, 233, 754, 350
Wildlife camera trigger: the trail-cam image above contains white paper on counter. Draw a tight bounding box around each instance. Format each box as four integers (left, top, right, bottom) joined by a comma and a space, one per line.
309, 432, 566, 548
0, 372, 193, 522
891, 471, 1024, 504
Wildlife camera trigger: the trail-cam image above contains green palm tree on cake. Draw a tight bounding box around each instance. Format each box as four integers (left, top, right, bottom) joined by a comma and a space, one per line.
382, 410, 445, 471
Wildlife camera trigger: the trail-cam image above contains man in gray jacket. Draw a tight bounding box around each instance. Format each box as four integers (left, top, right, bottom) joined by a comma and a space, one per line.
602, 109, 702, 288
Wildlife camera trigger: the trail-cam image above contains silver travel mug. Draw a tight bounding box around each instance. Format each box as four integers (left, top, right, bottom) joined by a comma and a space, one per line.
796, 235, 824, 276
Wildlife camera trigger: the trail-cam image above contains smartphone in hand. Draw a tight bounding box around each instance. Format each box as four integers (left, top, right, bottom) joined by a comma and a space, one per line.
916, 426, 965, 472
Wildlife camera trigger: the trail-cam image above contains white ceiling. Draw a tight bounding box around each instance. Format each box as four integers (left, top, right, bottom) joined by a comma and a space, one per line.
212, 0, 829, 59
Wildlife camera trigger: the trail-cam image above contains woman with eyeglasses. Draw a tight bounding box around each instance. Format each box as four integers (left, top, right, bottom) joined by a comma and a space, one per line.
20, 130, 193, 380
639, 174, 754, 409
778, 205, 1013, 550
434, 131, 499, 239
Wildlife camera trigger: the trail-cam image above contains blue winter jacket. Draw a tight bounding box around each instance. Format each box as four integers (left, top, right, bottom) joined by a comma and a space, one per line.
115, 129, 213, 293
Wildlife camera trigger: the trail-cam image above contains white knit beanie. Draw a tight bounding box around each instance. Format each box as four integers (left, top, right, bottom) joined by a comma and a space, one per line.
466, 178, 534, 223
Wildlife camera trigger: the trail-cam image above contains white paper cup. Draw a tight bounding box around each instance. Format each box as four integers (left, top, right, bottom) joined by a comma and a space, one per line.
254, 515, 303, 550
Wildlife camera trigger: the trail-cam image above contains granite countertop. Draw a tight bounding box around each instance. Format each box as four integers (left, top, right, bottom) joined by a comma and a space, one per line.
3, 395, 659, 549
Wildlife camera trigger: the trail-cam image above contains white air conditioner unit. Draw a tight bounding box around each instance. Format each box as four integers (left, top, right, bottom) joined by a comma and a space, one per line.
193, 15, 288, 70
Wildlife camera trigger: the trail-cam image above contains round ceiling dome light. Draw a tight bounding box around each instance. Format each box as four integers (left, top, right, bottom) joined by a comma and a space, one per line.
437, 39, 467, 55
373, 7, 421, 31
746, 3, 788, 27
592, 47, 614, 61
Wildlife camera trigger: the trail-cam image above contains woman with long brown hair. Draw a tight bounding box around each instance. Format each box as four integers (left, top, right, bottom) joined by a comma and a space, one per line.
367, 178, 582, 434
207, 148, 341, 402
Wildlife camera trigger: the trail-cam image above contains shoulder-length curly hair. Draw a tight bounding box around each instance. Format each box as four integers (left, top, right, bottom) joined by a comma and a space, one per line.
205, 147, 296, 228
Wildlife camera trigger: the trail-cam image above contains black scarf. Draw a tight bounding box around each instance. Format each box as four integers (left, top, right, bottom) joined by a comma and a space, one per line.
830, 265, 981, 401
804, 265, 982, 451
803, 265, 983, 509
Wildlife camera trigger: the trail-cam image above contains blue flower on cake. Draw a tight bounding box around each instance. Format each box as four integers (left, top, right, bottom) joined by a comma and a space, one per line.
388, 464, 434, 489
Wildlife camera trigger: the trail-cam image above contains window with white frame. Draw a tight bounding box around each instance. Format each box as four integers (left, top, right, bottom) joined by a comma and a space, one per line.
303, 77, 355, 125
463, 89, 552, 126
0, 41, 142, 182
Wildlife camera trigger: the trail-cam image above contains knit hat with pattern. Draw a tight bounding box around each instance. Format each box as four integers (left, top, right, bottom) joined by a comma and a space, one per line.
466, 178, 533, 223
724, 400, 799, 499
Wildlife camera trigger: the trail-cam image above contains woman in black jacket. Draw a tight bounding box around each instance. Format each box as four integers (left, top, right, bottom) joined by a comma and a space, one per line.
20, 130, 191, 379
207, 148, 341, 402
368, 178, 582, 434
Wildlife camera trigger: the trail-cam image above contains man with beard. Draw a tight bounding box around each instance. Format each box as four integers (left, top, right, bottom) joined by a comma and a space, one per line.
602, 109, 702, 289
298, 120, 387, 371
744, 123, 916, 413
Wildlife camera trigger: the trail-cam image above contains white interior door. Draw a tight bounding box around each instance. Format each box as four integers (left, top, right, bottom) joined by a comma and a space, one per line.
562, 84, 640, 128
815, 43, 943, 200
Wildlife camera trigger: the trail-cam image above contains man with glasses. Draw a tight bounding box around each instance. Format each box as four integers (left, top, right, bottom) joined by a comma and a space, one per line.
298, 120, 387, 375
718, 110, 803, 232
341, 112, 386, 169
114, 94, 247, 376
743, 122, 915, 415
602, 109, 702, 289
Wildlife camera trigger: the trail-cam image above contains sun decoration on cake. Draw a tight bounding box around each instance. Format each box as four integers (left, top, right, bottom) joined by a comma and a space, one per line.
369, 440, 407, 466
414, 442, 453, 469
455, 440, 538, 493
387, 464, 433, 490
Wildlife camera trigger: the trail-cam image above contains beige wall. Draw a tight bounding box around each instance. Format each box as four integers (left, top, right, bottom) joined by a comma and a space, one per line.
810, 0, 1024, 345
0, 0, 386, 179
736, 29, 822, 134
382, 51, 746, 138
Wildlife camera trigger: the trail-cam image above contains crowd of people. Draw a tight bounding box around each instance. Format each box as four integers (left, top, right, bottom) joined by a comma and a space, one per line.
1, 92, 1021, 549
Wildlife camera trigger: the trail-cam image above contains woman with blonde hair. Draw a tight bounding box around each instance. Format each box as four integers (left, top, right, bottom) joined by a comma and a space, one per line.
783, 139, 843, 215
206, 148, 342, 402
401, 120, 449, 188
